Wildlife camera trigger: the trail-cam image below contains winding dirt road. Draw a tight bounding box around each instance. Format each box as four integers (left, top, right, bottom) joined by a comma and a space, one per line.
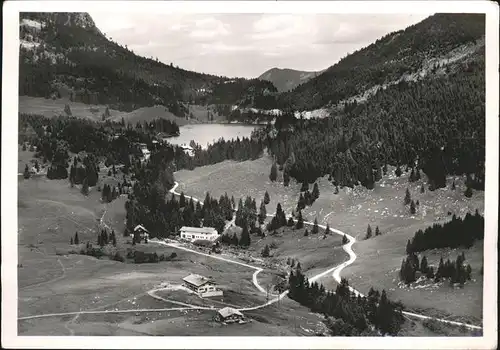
167, 181, 482, 330
17, 181, 482, 332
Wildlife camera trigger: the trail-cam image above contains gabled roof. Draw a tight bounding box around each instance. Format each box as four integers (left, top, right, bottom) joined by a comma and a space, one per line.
134, 225, 149, 232
217, 307, 243, 318
180, 226, 217, 234
182, 274, 213, 287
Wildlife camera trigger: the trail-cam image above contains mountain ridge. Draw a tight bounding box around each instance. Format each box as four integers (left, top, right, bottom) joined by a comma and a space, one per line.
19, 12, 276, 113
258, 67, 325, 92
19, 12, 485, 119
276, 13, 485, 110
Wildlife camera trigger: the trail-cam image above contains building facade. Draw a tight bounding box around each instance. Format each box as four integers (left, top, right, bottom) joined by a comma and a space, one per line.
182, 274, 223, 298
133, 225, 149, 242
180, 226, 218, 242
215, 307, 245, 323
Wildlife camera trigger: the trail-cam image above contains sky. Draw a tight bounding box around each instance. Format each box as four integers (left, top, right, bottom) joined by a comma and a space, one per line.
89, 13, 433, 78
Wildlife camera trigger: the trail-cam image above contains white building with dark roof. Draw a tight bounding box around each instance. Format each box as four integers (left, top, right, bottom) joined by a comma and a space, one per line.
180, 226, 218, 242
182, 274, 223, 297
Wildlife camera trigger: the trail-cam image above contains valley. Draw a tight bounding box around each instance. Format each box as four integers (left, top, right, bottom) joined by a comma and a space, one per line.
11, 9, 490, 341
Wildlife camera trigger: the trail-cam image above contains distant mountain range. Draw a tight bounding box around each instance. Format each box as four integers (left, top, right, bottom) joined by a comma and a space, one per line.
19, 12, 275, 112
257, 68, 326, 92
19, 12, 485, 117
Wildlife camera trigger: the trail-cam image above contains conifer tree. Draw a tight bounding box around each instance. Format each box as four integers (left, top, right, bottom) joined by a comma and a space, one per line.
420, 256, 428, 273
269, 162, 278, 182
435, 257, 444, 281
410, 200, 416, 214
375, 226, 381, 236
406, 239, 413, 254
296, 210, 304, 229
239, 225, 251, 247
325, 223, 331, 235
283, 168, 290, 187
179, 192, 186, 208
297, 193, 306, 211
261, 244, 270, 257
420, 184, 425, 193
74, 232, 79, 245
342, 234, 348, 245
300, 181, 309, 192
258, 201, 267, 225
264, 191, 270, 205
23, 164, 31, 179
409, 168, 416, 182
312, 183, 320, 200
451, 180, 456, 190
312, 218, 319, 234
304, 228, 309, 237
395, 166, 402, 177
404, 188, 412, 205
464, 185, 473, 198
366, 225, 372, 239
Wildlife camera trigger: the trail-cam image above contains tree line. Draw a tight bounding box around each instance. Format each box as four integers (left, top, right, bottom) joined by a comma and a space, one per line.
400, 252, 472, 286
406, 210, 484, 254
257, 49, 484, 192
288, 267, 405, 335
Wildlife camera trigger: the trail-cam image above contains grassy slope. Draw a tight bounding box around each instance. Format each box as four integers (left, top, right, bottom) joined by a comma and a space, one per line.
107, 105, 190, 126
19, 96, 122, 122
19, 96, 228, 126
173, 154, 484, 324
19, 96, 192, 125
17, 165, 326, 335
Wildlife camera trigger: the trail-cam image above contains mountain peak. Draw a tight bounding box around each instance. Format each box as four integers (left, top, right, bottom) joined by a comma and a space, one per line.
258, 67, 324, 92
21, 12, 101, 35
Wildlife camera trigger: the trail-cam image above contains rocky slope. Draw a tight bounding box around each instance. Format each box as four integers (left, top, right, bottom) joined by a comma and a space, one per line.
277, 13, 485, 111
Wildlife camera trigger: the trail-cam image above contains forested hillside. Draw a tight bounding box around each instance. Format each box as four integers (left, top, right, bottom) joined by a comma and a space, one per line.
278, 13, 485, 110
262, 39, 485, 191
19, 12, 276, 112
201, 78, 278, 109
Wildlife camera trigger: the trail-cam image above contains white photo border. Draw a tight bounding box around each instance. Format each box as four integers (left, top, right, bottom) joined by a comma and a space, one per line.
2, 1, 498, 349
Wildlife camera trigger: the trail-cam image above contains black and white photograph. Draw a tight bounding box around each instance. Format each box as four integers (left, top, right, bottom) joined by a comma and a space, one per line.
2, 1, 498, 349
